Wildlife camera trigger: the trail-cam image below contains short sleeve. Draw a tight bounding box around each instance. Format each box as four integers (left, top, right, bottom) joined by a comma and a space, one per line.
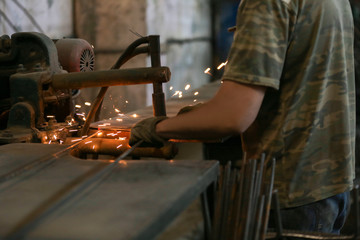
223, 0, 295, 90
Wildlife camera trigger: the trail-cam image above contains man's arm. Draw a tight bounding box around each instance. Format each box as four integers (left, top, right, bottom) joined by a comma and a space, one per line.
156, 80, 266, 140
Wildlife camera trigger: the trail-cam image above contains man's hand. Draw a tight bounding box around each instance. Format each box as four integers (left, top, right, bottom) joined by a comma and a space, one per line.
129, 116, 168, 147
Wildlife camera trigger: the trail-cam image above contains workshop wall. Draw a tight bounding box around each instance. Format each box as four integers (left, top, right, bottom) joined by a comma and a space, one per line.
146, 0, 212, 102
0, 0, 72, 38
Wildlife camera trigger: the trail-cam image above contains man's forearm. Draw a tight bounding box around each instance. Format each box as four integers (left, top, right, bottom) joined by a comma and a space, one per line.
155, 81, 266, 141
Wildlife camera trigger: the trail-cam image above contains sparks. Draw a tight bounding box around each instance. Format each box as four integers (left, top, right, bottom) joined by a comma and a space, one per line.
92, 145, 95, 149
118, 137, 127, 141
75, 105, 81, 108
116, 118, 123, 122
172, 90, 183, 98
132, 114, 138, 118
204, 67, 213, 76
85, 102, 91, 106
71, 138, 82, 142
119, 160, 127, 165
125, 100, 129, 104
185, 84, 191, 90
97, 131, 103, 137
115, 108, 120, 113
194, 99, 197, 102
116, 144, 123, 149
217, 61, 228, 70
169, 86, 173, 90
194, 91, 199, 96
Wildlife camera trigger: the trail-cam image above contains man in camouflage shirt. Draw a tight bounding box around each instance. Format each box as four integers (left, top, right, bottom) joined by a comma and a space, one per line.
130, 0, 356, 234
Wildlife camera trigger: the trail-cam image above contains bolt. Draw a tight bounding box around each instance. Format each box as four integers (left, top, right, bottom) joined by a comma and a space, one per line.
17, 64, 26, 73
34, 63, 43, 72
1, 130, 13, 137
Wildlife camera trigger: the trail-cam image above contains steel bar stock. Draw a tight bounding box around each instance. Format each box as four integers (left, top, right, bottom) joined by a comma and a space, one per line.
210, 154, 276, 240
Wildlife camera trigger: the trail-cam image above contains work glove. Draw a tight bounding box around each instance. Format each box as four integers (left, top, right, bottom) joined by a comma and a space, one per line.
177, 103, 203, 115
129, 116, 168, 147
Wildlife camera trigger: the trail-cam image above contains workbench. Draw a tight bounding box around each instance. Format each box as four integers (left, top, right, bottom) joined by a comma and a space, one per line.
0, 143, 218, 240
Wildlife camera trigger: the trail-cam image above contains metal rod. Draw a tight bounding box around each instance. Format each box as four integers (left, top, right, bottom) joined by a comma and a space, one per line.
0, 131, 100, 185
272, 190, 284, 240
81, 87, 108, 136
201, 192, 212, 240
219, 161, 232, 238
233, 154, 247, 240
260, 158, 276, 240
354, 184, 360, 239
51, 67, 170, 89
254, 195, 265, 240
149, 35, 166, 116
212, 166, 224, 240
71, 138, 178, 159
4, 140, 144, 240
242, 159, 257, 240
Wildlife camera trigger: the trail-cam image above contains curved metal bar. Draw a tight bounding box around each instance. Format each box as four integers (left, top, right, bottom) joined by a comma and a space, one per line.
82, 36, 151, 136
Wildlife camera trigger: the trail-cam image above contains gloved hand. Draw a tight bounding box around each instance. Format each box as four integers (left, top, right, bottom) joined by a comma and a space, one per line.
129, 116, 168, 147
177, 103, 203, 115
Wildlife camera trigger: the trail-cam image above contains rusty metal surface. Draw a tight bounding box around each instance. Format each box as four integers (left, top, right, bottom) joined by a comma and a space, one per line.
51, 67, 170, 89
0, 143, 218, 240
70, 137, 178, 159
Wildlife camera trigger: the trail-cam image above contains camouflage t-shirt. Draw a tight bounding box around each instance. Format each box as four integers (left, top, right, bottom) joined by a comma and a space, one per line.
223, 0, 356, 208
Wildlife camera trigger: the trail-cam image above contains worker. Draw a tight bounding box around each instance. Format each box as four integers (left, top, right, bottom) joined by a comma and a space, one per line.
130, 0, 356, 235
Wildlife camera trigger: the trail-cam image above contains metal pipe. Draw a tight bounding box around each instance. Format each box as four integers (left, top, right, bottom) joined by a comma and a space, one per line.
149, 35, 166, 116
51, 67, 171, 90
70, 138, 178, 159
